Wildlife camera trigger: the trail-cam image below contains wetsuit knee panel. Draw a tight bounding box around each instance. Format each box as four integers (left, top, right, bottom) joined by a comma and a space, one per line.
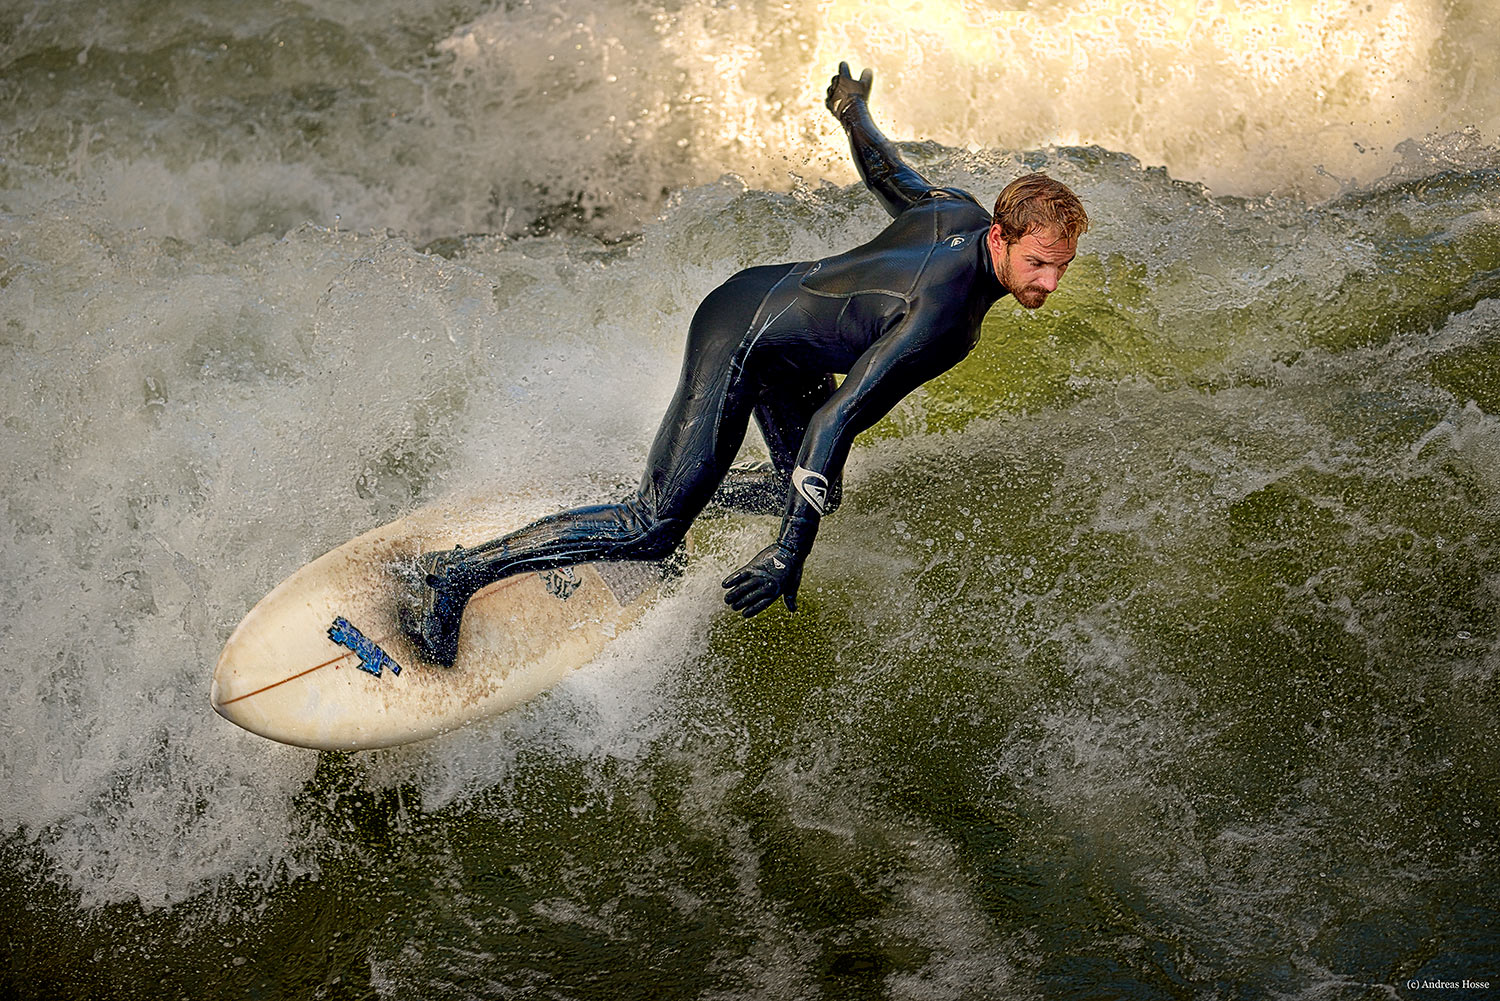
632, 515, 689, 560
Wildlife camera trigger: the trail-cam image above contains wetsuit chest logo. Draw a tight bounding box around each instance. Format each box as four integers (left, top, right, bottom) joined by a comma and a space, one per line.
946, 235, 967, 249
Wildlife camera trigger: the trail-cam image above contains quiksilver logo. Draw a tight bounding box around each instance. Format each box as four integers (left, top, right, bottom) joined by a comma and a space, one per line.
791, 466, 830, 515
947, 236, 967, 248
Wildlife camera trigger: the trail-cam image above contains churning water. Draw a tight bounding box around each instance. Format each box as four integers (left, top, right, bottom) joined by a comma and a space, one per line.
2, 1, 1498, 998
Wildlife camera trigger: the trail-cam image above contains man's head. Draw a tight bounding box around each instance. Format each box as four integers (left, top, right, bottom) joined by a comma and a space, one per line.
987, 174, 1088, 309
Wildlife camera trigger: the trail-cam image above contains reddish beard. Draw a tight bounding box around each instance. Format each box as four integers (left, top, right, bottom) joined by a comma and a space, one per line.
998, 252, 1049, 309
1011, 285, 1049, 308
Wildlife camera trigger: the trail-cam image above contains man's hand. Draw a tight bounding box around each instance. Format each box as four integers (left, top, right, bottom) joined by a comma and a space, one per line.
722, 542, 805, 617
826, 61, 873, 119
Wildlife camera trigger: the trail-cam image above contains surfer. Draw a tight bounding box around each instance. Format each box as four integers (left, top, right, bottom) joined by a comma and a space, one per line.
404, 62, 1088, 665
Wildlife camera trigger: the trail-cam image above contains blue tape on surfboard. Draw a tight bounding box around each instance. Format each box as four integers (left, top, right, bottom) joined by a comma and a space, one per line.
327, 617, 403, 677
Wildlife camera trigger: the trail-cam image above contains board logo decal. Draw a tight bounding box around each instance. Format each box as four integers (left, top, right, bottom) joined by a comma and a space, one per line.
328, 617, 403, 677
540, 566, 581, 600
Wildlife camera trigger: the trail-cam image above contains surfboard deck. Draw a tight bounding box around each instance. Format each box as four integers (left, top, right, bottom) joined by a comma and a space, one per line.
211, 498, 675, 751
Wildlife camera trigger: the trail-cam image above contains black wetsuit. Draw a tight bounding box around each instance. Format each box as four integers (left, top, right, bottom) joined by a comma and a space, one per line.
408, 91, 1010, 663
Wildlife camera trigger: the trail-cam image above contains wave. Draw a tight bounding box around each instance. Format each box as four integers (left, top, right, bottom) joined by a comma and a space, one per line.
3, 0, 1497, 241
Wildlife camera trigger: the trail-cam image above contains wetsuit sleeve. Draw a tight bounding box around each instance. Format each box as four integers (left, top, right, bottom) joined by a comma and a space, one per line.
833, 98, 939, 219
775, 308, 968, 558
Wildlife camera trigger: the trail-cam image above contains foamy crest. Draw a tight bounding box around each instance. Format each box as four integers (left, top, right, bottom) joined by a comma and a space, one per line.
438, 0, 1497, 222
7, 0, 1493, 247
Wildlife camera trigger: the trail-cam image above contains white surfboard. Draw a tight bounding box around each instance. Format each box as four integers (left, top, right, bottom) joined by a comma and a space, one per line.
211, 498, 676, 750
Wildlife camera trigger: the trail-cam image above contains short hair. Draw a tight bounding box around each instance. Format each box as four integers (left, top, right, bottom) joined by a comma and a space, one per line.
991, 174, 1088, 244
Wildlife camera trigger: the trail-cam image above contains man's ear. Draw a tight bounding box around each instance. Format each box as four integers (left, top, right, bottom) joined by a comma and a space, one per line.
986, 223, 1007, 262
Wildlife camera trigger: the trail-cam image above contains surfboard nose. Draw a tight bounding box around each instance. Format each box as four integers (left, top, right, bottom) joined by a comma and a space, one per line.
209, 674, 225, 717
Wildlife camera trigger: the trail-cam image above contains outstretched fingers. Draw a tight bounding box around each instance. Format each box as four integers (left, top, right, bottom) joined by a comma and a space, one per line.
834, 61, 872, 86
723, 570, 777, 617
826, 61, 874, 116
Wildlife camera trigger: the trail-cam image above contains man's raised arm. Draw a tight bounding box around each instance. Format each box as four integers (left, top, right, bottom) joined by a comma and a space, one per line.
825, 62, 937, 218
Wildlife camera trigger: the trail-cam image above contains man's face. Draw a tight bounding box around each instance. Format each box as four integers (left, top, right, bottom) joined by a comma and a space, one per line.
990, 225, 1077, 309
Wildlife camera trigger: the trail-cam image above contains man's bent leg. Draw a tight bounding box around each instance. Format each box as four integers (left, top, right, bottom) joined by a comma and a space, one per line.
710, 360, 841, 516
405, 264, 792, 664
751, 367, 844, 512
709, 459, 785, 515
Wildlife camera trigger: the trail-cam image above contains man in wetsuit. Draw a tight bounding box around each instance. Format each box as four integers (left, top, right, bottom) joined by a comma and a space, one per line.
405, 62, 1088, 665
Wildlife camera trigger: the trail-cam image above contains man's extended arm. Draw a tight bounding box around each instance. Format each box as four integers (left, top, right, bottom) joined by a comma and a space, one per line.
825, 62, 937, 218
